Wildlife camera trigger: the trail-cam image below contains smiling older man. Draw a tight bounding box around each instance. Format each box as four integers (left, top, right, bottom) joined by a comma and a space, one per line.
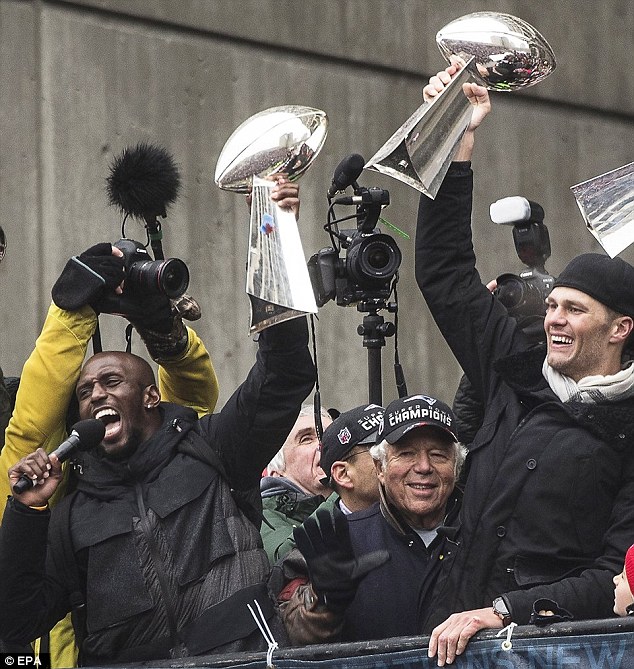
279, 394, 467, 645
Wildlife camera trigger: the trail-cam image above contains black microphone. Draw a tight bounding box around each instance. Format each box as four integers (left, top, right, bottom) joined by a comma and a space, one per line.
12, 419, 106, 495
327, 153, 365, 198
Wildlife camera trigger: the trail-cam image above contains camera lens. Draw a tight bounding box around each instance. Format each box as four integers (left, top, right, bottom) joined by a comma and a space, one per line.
128, 258, 189, 298
495, 272, 548, 319
157, 258, 190, 298
347, 234, 401, 287
494, 274, 526, 310
366, 245, 391, 271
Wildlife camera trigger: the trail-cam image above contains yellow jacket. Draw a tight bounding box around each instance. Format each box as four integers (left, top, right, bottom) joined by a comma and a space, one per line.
0, 303, 218, 666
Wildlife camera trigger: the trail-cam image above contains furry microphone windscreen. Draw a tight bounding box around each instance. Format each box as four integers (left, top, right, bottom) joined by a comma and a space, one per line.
106, 142, 181, 219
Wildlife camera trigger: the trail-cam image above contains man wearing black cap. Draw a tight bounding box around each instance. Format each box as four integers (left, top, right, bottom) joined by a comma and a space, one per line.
416, 63, 634, 666
264, 404, 383, 572
279, 395, 466, 645
318, 403, 383, 514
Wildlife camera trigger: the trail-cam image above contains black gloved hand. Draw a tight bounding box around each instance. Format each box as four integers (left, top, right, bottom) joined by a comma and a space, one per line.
96, 291, 174, 332
52, 243, 125, 311
97, 291, 188, 360
293, 507, 390, 613
529, 598, 574, 626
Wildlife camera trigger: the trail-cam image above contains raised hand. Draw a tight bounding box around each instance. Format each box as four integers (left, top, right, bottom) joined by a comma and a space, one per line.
293, 507, 390, 613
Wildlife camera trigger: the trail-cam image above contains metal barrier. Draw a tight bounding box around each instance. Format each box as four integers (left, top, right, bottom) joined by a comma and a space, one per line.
129, 617, 634, 668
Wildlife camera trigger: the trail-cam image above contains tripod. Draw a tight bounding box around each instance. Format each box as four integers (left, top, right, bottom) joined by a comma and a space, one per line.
357, 300, 396, 406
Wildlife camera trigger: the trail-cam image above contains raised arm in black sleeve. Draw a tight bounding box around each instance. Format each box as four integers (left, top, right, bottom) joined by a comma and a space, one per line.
199, 316, 315, 491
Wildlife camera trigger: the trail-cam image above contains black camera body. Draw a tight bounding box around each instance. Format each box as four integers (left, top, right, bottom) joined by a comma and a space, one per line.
495, 268, 554, 320
490, 197, 555, 320
308, 187, 401, 307
309, 230, 401, 306
114, 238, 189, 299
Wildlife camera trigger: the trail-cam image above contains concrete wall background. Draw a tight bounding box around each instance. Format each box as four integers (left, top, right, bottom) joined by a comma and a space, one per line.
1, 0, 633, 412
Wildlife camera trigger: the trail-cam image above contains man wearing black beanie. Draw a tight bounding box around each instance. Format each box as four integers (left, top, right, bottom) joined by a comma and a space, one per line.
416, 62, 634, 667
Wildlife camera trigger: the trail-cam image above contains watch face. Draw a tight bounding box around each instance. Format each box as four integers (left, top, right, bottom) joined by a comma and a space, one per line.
494, 597, 510, 616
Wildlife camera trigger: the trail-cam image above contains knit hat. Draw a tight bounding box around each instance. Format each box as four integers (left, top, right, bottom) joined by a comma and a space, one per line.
320, 404, 384, 481
625, 544, 634, 595
553, 253, 634, 318
377, 394, 458, 444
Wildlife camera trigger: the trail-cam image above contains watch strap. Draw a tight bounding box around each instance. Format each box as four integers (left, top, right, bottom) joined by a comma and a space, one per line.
493, 596, 512, 626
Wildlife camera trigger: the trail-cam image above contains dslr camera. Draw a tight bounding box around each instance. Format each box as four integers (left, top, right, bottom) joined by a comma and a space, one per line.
490, 196, 555, 319
308, 187, 401, 307
114, 238, 189, 299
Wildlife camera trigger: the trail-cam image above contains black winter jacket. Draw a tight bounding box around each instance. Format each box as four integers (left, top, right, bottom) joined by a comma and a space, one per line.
0, 318, 315, 665
415, 164, 634, 629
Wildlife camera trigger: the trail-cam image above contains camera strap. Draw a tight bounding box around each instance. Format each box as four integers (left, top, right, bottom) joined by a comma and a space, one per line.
392, 278, 408, 398
125, 323, 134, 354
91, 321, 102, 355
309, 314, 324, 445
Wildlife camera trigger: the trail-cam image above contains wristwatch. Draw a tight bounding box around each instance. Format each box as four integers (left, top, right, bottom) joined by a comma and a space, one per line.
493, 596, 513, 626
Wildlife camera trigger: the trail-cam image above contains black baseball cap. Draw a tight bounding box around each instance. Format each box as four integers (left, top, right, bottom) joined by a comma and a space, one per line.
377, 395, 458, 444
320, 403, 384, 481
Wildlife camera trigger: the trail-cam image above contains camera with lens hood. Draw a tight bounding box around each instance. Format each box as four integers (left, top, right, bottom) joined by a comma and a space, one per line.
114, 238, 189, 299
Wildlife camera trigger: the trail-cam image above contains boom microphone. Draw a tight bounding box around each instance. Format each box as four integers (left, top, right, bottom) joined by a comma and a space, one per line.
12, 419, 106, 495
106, 142, 181, 221
327, 153, 366, 198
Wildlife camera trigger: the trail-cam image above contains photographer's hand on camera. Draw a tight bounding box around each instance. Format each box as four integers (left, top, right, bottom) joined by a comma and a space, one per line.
129, 298, 189, 361
51, 242, 124, 311
98, 290, 189, 361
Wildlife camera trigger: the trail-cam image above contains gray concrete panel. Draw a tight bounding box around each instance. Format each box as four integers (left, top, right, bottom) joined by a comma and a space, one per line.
0, 0, 41, 375
63, 0, 634, 116
1, 1, 634, 413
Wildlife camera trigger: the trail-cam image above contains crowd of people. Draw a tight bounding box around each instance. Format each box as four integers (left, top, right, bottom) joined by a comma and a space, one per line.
1, 64, 634, 669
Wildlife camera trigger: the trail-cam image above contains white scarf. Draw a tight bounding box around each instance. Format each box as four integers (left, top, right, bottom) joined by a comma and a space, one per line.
542, 358, 634, 404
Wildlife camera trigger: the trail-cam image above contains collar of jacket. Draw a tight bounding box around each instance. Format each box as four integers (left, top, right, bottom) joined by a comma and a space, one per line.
260, 475, 308, 498
260, 478, 325, 521
494, 344, 634, 444
73, 402, 199, 493
377, 483, 462, 545
69, 403, 217, 549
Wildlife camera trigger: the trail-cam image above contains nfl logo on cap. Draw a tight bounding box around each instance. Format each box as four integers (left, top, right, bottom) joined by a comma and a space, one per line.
338, 428, 352, 445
